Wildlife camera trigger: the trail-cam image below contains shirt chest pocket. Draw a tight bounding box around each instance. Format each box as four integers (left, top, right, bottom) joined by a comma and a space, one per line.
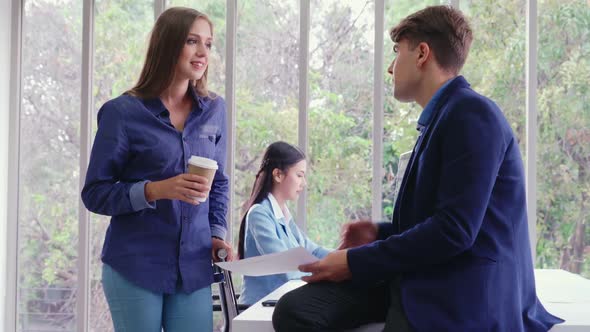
192, 133, 216, 159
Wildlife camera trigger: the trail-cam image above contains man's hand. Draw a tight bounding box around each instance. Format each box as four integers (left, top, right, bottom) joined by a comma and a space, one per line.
299, 250, 352, 283
337, 220, 378, 249
211, 237, 234, 262
145, 173, 211, 205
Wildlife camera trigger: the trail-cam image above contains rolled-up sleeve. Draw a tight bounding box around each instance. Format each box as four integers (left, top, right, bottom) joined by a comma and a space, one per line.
208, 101, 229, 240
81, 102, 154, 216
129, 181, 156, 211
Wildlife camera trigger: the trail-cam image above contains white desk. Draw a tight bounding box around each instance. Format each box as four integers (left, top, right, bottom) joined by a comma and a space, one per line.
534, 269, 590, 331
233, 269, 590, 332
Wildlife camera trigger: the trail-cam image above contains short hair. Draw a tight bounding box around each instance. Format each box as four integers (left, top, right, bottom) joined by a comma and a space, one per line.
390, 5, 473, 74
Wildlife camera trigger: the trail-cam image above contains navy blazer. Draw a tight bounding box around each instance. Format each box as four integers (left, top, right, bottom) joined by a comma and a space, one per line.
348, 77, 563, 331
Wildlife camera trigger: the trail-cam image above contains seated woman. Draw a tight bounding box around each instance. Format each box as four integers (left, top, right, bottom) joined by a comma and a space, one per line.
237, 141, 330, 305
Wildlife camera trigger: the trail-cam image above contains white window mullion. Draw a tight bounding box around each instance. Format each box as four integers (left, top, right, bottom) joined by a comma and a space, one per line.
525, 0, 538, 261
154, 0, 165, 19
372, 0, 385, 222
225, 0, 237, 242
6, 0, 22, 331
297, 0, 310, 231
77, 0, 94, 331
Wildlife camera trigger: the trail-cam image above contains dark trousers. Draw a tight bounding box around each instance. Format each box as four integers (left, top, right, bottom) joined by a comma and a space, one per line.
272, 277, 413, 332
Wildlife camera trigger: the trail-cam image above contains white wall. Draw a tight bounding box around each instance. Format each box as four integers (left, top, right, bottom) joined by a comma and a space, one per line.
1, 0, 12, 327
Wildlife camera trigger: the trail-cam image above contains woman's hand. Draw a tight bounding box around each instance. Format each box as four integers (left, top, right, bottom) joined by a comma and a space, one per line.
145, 173, 210, 205
211, 237, 234, 262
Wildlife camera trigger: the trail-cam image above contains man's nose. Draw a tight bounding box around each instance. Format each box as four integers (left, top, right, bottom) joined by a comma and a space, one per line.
387, 61, 394, 75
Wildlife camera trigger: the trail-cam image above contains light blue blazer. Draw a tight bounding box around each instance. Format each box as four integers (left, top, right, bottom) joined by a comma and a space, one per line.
238, 194, 330, 305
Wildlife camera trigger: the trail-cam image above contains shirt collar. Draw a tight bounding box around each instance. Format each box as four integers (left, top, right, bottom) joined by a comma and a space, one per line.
142, 96, 168, 116
141, 85, 207, 116
267, 193, 291, 225
417, 77, 457, 130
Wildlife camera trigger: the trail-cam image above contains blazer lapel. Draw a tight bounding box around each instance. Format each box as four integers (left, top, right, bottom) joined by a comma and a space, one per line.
391, 77, 469, 229
392, 127, 427, 230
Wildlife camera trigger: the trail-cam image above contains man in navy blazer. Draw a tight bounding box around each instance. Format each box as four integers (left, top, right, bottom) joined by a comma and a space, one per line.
273, 5, 563, 332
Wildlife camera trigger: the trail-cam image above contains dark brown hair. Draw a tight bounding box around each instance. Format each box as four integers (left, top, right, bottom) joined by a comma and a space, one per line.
127, 7, 213, 98
390, 5, 473, 74
237, 142, 306, 259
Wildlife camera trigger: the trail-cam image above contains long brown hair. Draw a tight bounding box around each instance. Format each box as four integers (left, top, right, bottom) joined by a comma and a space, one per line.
126, 7, 213, 98
237, 142, 306, 259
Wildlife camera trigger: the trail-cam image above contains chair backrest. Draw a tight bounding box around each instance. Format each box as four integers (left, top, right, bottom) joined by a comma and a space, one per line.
213, 266, 239, 332
213, 249, 250, 332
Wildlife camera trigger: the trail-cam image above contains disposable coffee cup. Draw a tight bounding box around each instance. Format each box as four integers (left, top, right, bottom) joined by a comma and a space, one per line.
187, 156, 218, 202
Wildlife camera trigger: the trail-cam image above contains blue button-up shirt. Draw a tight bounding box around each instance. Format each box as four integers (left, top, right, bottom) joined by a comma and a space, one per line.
239, 194, 330, 304
416, 77, 456, 130
81, 87, 229, 294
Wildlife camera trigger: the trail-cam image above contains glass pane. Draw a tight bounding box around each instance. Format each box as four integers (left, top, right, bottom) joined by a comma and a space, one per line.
18, 0, 82, 331
234, 0, 299, 244
164, 4, 228, 330
90, 0, 153, 331
162, 3, 227, 329
537, 0, 590, 277
382, 0, 441, 220
168, 1, 227, 96
308, 0, 374, 248
159, 3, 228, 330
461, 0, 526, 152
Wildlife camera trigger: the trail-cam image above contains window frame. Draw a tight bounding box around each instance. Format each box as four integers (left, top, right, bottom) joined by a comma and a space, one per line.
4, 0, 541, 331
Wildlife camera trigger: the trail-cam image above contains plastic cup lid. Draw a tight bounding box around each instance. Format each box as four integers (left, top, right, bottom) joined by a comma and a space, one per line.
188, 156, 218, 169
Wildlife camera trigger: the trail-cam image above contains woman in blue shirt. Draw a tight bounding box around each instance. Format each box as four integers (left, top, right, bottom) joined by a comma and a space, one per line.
81, 7, 232, 332
237, 141, 330, 305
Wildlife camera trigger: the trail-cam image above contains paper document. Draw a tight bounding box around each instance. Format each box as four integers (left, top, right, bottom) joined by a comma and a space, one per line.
215, 247, 319, 276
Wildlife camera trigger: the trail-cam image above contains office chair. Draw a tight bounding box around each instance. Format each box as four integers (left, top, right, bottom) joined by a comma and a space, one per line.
213, 249, 250, 332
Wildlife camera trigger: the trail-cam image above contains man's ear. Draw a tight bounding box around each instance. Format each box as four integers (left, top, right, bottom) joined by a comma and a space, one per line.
416, 42, 430, 67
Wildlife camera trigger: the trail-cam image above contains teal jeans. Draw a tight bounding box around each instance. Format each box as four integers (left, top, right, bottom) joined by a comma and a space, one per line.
102, 264, 213, 332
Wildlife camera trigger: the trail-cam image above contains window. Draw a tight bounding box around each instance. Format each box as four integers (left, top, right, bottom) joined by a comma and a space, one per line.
233, 0, 300, 245
462, 0, 526, 153
536, 0, 590, 277
382, 0, 440, 220
18, 0, 82, 330
90, 2, 154, 330
7, 1, 589, 331
168, 0, 227, 95
308, 0, 375, 248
